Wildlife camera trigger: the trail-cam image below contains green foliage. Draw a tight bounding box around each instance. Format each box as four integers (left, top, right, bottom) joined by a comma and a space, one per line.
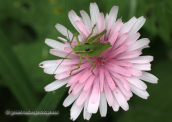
0, 29, 38, 109
29, 86, 66, 122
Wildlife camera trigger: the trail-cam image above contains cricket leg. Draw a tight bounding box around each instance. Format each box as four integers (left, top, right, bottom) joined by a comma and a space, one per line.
68, 33, 80, 48
70, 54, 83, 75
74, 33, 80, 44
84, 54, 96, 75
68, 34, 75, 48
84, 24, 97, 43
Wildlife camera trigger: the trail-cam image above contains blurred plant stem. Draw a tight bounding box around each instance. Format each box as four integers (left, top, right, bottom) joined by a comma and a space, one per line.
0, 29, 38, 109
129, 0, 137, 18
29, 87, 67, 122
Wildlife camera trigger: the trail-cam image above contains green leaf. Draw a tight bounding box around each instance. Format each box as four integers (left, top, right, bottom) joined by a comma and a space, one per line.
0, 29, 38, 109
28, 86, 67, 122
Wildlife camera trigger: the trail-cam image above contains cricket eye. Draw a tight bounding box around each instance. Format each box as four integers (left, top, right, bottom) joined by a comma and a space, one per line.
85, 49, 90, 51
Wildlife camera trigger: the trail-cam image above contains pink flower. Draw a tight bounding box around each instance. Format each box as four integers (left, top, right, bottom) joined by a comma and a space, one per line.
39, 2, 158, 121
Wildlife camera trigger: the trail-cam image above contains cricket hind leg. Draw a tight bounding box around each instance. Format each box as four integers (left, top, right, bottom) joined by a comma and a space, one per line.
84, 54, 96, 75
70, 54, 83, 75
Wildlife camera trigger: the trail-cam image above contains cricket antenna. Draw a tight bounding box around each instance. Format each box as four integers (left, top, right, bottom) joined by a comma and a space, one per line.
46, 0, 72, 83
47, 51, 73, 83
65, 0, 70, 43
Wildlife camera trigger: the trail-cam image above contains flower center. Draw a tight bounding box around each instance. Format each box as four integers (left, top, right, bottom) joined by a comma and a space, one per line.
96, 58, 106, 65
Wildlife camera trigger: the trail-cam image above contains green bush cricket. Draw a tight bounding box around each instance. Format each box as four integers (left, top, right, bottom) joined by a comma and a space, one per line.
67, 24, 112, 75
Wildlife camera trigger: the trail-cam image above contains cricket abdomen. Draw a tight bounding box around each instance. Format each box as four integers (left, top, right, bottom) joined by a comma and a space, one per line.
72, 42, 106, 53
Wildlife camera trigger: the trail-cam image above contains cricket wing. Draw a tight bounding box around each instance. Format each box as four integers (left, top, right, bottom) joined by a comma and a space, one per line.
88, 42, 111, 57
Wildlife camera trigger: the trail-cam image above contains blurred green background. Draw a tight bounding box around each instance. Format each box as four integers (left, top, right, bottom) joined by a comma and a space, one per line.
0, 0, 172, 122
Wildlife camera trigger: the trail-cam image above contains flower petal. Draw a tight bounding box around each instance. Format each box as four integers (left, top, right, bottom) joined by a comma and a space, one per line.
99, 67, 105, 92
87, 86, 100, 113
44, 78, 69, 91
63, 91, 81, 107
104, 69, 116, 91
112, 32, 128, 50
90, 2, 100, 26
99, 92, 107, 117
119, 16, 137, 36
109, 60, 133, 67
123, 56, 153, 63
104, 81, 113, 106
70, 102, 84, 121
56, 59, 87, 65
75, 20, 90, 37
129, 16, 146, 35
68, 10, 84, 38
83, 75, 96, 91
113, 88, 129, 111
55, 24, 74, 41
79, 69, 92, 83
108, 45, 128, 58
68, 69, 87, 84
139, 71, 158, 83
110, 71, 130, 91
108, 6, 118, 27
76, 90, 91, 106
133, 63, 151, 71
124, 76, 147, 90
124, 67, 142, 76
50, 49, 79, 59
116, 51, 142, 60
123, 32, 140, 46
39, 60, 57, 68
112, 76, 132, 97
110, 19, 123, 38
44, 65, 71, 74
126, 38, 150, 52
129, 82, 149, 99
89, 76, 100, 104
72, 82, 86, 95
107, 63, 132, 76
83, 97, 92, 120
112, 94, 120, 111
80, 10, 92, 32
45, 38, 70, 50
